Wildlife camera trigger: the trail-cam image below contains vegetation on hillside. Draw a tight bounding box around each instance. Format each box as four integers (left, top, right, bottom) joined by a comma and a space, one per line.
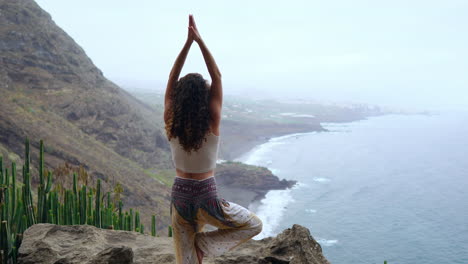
0, 139, 167, 263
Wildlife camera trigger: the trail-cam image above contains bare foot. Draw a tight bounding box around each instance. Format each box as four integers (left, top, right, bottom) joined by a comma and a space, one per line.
195, 243, 204, 264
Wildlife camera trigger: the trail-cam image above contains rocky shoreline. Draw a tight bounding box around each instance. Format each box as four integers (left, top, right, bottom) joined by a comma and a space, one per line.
215, 162, 296, 208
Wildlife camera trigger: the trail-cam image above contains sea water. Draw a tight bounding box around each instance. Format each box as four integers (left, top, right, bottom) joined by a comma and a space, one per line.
237, 111, 468, 264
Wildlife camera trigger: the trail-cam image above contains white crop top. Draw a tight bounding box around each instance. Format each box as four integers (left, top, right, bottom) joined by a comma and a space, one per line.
169, 132, 220, 173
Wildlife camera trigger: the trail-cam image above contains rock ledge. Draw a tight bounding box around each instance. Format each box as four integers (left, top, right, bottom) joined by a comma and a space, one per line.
18, 223, 330, 264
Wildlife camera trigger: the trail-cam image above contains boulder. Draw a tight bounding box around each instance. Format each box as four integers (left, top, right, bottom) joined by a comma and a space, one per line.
18, 223, 330, 264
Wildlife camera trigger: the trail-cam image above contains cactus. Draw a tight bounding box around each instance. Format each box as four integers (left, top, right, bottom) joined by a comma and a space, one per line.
135, 211, 140, 232
11, 162, 16, 219
168, 225, 173, 237
39, 140, 44, 186
124, 212, 129, 231
95, 179, 101, 228
0, 139, 160, 263
87, 192, 92, 222
0, 156, 3, 185
118, 201, 123, 230
80, 186, 87, 225
151, 215, 156, 237
129, 209, 134, 232
24, 138, 30, 177
0, 220, 11, 264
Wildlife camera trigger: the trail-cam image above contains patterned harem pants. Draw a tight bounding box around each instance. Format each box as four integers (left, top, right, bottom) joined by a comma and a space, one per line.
170, 176, 263, 264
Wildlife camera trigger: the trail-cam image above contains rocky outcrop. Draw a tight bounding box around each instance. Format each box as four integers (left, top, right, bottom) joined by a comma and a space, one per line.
18, 223, 330, 264
216, 162, 296, 208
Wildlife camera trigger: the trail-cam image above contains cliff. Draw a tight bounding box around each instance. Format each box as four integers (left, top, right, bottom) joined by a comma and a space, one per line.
18, 223, 331, 264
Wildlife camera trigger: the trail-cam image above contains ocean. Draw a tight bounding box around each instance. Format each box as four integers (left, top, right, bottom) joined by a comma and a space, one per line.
237, 111, 468, 264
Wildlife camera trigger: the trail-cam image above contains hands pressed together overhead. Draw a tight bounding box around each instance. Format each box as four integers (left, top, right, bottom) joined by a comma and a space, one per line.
164, 13, 222, 131
188, 14, 202, 43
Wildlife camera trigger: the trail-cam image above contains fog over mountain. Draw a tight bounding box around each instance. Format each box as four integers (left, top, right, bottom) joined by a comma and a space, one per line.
36, 0, 468, 111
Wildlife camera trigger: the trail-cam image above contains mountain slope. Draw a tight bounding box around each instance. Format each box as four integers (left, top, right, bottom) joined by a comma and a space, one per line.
0, 0, 172, 228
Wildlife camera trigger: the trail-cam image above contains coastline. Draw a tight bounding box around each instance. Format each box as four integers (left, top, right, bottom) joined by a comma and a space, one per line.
214, 119, 328, 208
218, 119, 327, 160
221, 115, 391, 237
217, 117, 376, 208
216, 131, 322, 210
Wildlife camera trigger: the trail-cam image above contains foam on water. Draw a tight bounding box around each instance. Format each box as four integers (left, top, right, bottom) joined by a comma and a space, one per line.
292, 181, 308, 189
239, 132, 317, 165
317, 238, 339, 247
242, 140, 284, 165
252, 189, 295, 240
313, 177, 331, 183
269, 168, 280, 175
238, 133, 319, 241
278, 112, 316, 118
306, 209, 317, 213
269, 131, 317, 142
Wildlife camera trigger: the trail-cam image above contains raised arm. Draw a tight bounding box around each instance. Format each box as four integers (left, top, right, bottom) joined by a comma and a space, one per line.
164, 21, 194, 122
189, 15, 223, 128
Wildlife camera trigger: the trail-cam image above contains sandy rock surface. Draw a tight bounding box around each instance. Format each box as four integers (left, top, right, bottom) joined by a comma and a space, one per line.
18, 223, 330, 264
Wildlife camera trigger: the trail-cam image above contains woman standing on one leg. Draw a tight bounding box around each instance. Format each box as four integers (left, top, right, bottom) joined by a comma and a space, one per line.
164, 15, 263, 264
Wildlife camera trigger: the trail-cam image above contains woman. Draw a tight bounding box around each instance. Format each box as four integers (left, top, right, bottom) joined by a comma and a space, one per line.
164, 15, 263, 264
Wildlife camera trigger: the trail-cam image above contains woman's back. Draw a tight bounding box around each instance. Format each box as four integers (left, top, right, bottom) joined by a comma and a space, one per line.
169, 132, 220, 174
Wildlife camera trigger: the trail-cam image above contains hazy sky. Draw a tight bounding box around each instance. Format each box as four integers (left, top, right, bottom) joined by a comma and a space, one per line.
36, 0, 467, 110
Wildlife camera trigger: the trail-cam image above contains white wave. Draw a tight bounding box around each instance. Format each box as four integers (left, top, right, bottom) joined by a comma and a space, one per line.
305, 209, 317, 213
278, 112, 315, 118
240, 140, 284, 165
317, 238, 338, 246
313, 177, 331, 183
237, 131, 318, 166
269, 131, 317, 143
252, 189, 294, 240
292, 181, 308, 189
269, 168, 281, 175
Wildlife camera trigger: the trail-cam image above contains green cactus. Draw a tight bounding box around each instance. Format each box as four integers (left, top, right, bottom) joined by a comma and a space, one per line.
168, 225, 173, 237
24, 138, 30, 177
39, 140, 44, 186
129, 208, 134, 232
135, 211, 140, 232
151, 215, 156, 237
0, 220, 11, 264
95, 179, 101, 228
0, 156, 3, 185
0, 139, 160, 263
118, 200, 123, 230
87, 192, 92, 222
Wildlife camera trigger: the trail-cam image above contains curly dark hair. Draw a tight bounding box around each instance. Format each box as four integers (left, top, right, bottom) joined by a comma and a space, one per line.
165, 73, 211, 153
